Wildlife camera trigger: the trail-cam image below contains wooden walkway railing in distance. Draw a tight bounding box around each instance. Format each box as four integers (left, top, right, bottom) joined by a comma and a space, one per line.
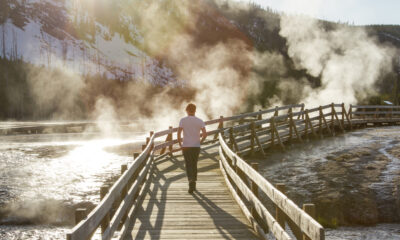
350, 105, 400, 124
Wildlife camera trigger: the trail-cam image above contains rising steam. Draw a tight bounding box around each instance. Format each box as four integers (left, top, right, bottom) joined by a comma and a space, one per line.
279, 8, 394, 106
11, 0, 396, 129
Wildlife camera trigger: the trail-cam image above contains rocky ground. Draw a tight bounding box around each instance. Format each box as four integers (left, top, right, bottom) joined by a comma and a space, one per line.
248, 126, 400, 228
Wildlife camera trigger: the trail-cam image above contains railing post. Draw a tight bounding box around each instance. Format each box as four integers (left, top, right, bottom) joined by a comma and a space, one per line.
121, 164, 128, 198
214, 116, 224, 140
300, 104, 305, 120
149, 131, 154, 151
119, 164, 129, 227
275, 183, 286, 228
287, 107, 292, 123
250, 121, 255, 155
303, 204, 316, 240
318, 106, 323, 136
349, 105, 353, 120
257, 110, 262, 130
341, 103, 345, 126
168, 126, 173, 155
250, 163, 259, 216
274, 106, 278, 116
270, 117, 275, 146
289, 112, 293, 141
229, 127, 239, 153
100, 186, 110, 234
75, 208, 87, 225
331, 103, 335, 129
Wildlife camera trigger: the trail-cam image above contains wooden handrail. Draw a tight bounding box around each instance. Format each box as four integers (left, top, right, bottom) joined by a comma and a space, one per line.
219, 147, 292, 240
67, 135, 154, 240
218, 133, 325, 240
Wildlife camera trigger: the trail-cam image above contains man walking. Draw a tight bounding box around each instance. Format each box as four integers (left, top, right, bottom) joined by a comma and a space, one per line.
178, 103, 207, 194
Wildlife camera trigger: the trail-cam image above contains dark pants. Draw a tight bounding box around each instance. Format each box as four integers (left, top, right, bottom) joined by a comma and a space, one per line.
182, 147, 200, 182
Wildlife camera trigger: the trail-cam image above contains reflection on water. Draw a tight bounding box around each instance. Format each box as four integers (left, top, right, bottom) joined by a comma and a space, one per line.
0, 131, 145, 239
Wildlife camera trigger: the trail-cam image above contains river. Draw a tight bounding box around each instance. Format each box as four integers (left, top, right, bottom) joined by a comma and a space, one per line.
0, 128, 145, 239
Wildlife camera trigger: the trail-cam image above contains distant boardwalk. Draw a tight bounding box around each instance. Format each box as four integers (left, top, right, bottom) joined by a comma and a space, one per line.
67, 103, 400, 240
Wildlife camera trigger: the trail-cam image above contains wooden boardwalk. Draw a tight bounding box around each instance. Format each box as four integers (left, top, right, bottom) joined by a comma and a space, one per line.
66, 104, 400, 240
124, 146, 258, 240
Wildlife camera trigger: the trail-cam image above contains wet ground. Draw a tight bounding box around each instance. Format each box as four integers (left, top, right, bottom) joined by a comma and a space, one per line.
248, 126, 400, 239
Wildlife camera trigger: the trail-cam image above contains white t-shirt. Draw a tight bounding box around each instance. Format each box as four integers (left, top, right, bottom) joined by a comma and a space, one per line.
179, 116, 205, 147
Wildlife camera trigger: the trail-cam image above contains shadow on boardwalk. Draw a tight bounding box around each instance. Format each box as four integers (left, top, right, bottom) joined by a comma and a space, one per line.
123, 146, 257, 240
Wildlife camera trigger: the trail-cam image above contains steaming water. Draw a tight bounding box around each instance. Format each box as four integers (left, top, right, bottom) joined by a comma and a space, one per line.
256, 126, 400, 239
0, 127, 145, 239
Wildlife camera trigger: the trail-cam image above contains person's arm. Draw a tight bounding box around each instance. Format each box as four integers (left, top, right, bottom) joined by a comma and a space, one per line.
178, 127, 183, 148
200, 127, 207, 144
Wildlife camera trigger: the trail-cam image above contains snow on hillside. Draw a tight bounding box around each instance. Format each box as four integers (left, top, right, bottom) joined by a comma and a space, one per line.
0, 0, 176, 84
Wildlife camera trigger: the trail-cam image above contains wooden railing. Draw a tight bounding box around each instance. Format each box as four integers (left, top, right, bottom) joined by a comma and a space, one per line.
219, 128, 324, 240
65, 104, 303, 240
216, 103, 400, 240
66, 103, 400, 240
350, 105, 400, 122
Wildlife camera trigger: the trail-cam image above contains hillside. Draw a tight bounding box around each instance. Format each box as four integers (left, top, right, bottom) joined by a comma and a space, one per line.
0, 0, 399, 120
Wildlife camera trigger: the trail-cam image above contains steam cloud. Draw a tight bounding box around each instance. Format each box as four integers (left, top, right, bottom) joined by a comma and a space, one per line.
17, 0, 397, 131
279, 7, 394, 106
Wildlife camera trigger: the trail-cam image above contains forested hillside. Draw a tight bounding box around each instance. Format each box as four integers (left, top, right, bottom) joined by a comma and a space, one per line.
0, 0, 399, 120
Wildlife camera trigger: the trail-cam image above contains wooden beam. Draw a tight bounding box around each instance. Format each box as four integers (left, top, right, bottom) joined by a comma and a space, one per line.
275, 183, 286, 228
319, 106, 332, 136
271, 117, 285, 151
332, 103, 344, 133
276, 185, 303, 240
250, 121, 255, 155
75, 208, 87, 225
213, 116, 224, 140
229, 128, 240, 153
160, 127, 173, 155
251, 122, 266, 157
290, 112, 303, 143
100, 186, 110, 234
305, 110, 317, 137
342, 103, 352, 130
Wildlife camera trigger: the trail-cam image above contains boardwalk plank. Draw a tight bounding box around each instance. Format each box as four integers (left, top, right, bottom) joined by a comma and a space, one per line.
124, 147, 258, 240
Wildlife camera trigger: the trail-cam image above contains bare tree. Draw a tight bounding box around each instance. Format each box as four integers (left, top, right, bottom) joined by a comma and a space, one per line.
11, 28, 18, 60
1, 24, 6, 58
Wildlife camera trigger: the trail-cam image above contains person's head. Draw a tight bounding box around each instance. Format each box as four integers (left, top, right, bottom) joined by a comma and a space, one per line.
186, 103, 196, 116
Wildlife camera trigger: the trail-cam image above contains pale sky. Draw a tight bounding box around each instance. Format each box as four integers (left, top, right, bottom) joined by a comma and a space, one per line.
236, 0, 400, 25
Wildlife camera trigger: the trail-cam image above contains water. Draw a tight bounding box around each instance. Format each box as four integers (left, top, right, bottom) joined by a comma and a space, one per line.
0, 129, 146, 239
253, 126, 400, 239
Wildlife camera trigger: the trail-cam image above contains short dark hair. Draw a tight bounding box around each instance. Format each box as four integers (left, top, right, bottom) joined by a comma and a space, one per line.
186, 103, 196, 113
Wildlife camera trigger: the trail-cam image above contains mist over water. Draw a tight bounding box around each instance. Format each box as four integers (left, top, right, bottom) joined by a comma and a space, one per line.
0, 130, 145, 239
